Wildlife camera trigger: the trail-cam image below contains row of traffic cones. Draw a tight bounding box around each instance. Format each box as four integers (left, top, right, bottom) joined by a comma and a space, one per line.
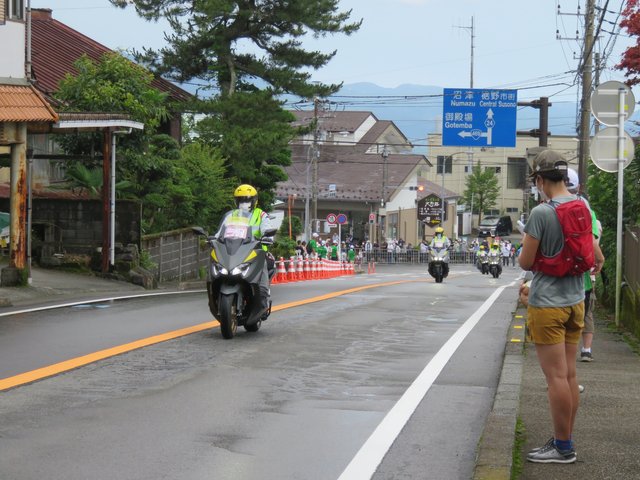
271, 256, 356, 284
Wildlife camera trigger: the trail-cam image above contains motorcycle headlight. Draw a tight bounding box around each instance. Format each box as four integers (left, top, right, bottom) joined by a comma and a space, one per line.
212, 262, 228, 276
231, 262, 251, 277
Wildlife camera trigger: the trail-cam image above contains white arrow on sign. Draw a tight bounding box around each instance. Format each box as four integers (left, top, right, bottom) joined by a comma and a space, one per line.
457, 109, 494, 145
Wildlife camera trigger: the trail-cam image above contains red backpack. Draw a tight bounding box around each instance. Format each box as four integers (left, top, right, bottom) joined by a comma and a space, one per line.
532, 198, 595, 277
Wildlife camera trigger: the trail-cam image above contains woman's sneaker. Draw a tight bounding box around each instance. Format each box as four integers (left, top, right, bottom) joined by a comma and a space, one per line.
527, 442, 576, 464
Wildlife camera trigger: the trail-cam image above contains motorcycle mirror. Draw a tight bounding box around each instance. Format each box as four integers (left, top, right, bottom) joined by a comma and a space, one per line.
263, 228, 278, 237
261, 236, 274, 246
192, 226, 208, 237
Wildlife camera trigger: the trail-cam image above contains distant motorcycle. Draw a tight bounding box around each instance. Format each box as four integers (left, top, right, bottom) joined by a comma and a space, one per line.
193, 215, 276, 339
477, 250, 489, 275
488, 250, 502, 278
428, 241, 450, 283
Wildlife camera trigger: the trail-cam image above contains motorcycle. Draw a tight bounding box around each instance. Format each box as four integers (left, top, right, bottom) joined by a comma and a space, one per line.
488, 249, 502, 278
477, 250, 489, 275
193, 214, 276, 339
427, 241, 450, 283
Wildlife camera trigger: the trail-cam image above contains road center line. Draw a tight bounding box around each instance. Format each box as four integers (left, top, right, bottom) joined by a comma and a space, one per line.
0, 279, 421, 391
337, 283, 513, 480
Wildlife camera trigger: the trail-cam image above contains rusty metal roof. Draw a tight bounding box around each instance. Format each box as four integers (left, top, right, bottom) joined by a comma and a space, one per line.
0, 84, 58, 122
30, 8, 192, 103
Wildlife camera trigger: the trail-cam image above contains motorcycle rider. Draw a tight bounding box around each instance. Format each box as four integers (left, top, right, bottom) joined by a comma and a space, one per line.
216, 184, 275, 315
429, 226, 450, 277
430, 226, 451, 249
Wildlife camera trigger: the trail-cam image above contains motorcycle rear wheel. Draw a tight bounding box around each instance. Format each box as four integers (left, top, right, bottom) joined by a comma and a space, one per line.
218, 294, 238, 339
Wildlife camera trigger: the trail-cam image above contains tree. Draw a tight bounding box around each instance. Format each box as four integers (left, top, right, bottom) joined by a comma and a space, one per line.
194, 91, 295, 208
586, 154, 640, 307
52, 53, 228, 233
461, 163, 500, 224
616, 0, 640, 85
110, 0, 361, 98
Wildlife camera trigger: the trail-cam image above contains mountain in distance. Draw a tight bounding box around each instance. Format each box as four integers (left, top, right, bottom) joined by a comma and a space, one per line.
315, 82, 580, 152
178, 79, 581, 151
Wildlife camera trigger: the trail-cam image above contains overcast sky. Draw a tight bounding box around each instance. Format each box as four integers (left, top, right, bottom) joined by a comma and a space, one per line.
33, 0, 634, 105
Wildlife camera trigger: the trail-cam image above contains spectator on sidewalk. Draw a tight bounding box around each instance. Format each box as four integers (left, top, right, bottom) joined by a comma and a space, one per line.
501, 240, 511, 267
518, 150, 605, 464
566, 169, 604, 362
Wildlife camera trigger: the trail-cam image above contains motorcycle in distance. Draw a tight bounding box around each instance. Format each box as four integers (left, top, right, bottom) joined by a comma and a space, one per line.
193, 214, 277, 339
477, 249, 489, 275
427, 241, 450, 283
488, 249, 502, 278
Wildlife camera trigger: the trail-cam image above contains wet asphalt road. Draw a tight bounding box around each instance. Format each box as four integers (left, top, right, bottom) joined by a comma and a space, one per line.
0, 264, 521, 480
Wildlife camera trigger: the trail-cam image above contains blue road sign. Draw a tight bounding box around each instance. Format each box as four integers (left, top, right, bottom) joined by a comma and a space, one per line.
442, 88, 518, 147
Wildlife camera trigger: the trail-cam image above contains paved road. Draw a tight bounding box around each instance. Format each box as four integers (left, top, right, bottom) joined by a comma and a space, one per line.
0, 265, 521, 480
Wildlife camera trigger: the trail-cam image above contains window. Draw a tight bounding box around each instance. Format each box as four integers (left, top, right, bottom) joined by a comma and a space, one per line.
436, 155, 452, 175
464, 165, 472, 174
485, 166, 501, 174
507, 157, 527, 189
8, 0, 23, 20
506, 207, 519, 213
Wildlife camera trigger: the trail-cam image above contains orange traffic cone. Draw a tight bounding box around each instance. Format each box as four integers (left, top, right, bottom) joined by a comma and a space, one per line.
288, 256, 297, 282
277, 257, 288, 283
303, 258, 311, 280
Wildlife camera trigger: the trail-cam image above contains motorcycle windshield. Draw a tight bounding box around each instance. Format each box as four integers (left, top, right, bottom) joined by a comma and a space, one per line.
218, 211, 253, 257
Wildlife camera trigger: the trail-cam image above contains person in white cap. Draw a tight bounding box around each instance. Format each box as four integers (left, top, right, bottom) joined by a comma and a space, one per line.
519, 151, 605, 464
566, 168, 601, 362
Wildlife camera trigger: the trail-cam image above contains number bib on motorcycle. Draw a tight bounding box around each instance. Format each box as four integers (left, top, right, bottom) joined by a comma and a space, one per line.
532, 198, 595, 277
224, 225, 248, 239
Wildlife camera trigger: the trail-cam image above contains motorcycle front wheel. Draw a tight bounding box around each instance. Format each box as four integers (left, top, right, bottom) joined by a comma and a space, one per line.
218, 293, 238, 339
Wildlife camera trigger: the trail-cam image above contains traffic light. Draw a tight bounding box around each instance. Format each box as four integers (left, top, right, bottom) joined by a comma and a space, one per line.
409, 185, 425, 191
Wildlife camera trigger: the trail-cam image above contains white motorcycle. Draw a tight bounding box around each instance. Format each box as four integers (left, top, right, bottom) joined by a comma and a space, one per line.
428, 241, 450, 283
488, 250, 502, 278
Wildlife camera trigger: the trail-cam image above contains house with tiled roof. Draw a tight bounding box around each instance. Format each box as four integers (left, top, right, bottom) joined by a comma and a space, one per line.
29, 8, 191, 140
277, 110, 460, 245
0, 1, 59, 284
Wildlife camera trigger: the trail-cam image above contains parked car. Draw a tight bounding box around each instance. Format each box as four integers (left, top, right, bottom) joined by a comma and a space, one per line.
478, 215, 513, 237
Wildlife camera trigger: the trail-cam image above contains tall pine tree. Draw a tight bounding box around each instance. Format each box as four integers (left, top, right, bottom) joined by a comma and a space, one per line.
110, 0, 360, 97
110, 0, 361, 203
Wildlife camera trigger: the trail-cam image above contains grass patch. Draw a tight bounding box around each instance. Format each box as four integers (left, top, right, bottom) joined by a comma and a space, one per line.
511, 417, 526, 480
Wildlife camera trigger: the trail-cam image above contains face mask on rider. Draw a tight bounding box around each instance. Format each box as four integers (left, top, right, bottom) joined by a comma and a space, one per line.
238, 202, 251, 212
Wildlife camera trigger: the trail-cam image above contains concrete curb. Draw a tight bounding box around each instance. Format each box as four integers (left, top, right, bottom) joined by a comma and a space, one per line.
473, 305, 527, 480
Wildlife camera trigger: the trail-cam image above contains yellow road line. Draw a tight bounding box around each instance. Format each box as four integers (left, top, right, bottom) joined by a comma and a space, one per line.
0, 279, 422, 391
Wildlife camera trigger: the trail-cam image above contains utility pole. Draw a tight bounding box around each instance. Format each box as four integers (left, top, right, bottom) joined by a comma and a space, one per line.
455, 17, 475, 89
594, 51, 602, 134
517, 97, 551, 147
578, 0, 596, 190
311, 97, 320, 232
455, 17, 475, 226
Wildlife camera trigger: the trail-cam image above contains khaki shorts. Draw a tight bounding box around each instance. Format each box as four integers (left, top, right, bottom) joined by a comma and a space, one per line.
527, 303, 585, 345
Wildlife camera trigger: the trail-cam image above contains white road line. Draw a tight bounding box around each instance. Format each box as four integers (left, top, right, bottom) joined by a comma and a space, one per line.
337, 282, 514, 480
0, 290, 206, 318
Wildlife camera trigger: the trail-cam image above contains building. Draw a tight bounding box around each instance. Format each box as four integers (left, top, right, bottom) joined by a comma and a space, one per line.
425, 132, 580, 228
0, 1, 60, 284
277, 110, 452, 245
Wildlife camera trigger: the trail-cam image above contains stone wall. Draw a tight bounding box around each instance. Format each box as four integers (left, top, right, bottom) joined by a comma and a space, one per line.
0, 198, 141, 258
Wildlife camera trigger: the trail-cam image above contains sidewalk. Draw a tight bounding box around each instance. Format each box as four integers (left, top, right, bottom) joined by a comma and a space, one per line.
475, 301, 640, 480
0, 265, 203, 310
